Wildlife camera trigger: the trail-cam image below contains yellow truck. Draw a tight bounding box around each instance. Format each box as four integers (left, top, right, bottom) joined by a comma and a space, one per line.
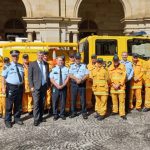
0, 42, 78, 64
79, 35, 150, 66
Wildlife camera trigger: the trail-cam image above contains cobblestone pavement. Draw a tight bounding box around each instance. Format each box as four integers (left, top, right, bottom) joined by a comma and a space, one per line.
0, 110, 150, 150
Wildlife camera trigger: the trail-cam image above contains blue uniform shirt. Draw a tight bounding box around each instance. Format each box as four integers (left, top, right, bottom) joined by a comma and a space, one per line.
120, 60, 134, 81
69, 63, 89, 79
50, 65, 69, 85
2, 61, 24, 85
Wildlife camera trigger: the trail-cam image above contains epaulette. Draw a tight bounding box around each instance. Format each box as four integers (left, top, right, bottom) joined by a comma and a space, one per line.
3, 63, 10, 70
3, 66, 7, 70
18, 63, 23, 67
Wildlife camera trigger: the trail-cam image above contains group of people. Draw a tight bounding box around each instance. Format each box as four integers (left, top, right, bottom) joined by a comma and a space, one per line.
0, 49, 150, 128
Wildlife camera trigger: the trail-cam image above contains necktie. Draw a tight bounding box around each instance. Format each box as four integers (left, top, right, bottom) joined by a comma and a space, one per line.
40, 62, 43, 75
16, 64, 22, 83
40, 62, 45, 84
59, 67, 63, 86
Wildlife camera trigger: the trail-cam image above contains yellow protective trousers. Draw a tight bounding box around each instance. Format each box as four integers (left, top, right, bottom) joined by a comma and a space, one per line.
129, 89, 142, 109
22, 93, 33, 113
145, 87, 150, 108
45, 88, 51, 110
111, 93, 125, 116
95, 95, 107, 116
0, 94, 6, 117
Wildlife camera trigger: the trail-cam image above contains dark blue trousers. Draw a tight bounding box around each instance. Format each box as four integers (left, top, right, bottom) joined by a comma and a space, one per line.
70, 82, 87, 114
52, 86, 67, 116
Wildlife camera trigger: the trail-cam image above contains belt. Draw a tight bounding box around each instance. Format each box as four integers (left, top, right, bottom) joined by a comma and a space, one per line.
6, 83, 23, 88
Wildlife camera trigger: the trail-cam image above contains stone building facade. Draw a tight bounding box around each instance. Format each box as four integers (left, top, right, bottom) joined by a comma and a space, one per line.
0, 0, 150, 42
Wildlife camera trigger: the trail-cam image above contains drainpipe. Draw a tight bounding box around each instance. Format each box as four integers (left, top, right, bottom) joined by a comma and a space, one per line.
59, 0, 61, 42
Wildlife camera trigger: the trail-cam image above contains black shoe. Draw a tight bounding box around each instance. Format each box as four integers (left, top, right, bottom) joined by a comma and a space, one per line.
15, 120, 24, 125
34, 120, 40, 126
5, 121, 12, 128
111, 112, 118, 116
142, 108, 150, 112
69, 113, 77, 118
53, 115, 59, 121
60, 115, 66, 120
44, 109, 48, 114
28, 111, 33, 116
39, 118, 46, 122
97, 115, 105, 121
0, 114, 2, 118
94, 113, 99, 118
121, 116, 127, 120
82, 114, 88, 120
136, 108, 142, 112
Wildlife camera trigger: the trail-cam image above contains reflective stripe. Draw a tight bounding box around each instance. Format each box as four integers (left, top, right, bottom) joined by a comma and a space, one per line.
131, 86, 142, 89
112, 76, 122, 80
94, 92, 108, 95
145, 84, 150, 87
111, 90, 125, 94
93, 80, 106, 84
0, 93, 6, 97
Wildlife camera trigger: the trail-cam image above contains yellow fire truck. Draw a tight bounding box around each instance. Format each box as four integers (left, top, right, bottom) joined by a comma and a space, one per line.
79, 35, 150, 66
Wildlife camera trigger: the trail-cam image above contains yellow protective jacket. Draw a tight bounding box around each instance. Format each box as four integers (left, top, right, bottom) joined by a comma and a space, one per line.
131, 61, 143, 89
108, 63, 126, 94
23, 64, 30, 93
90, 66, 109, 95
0, 62, 3, 94
144, 60, 150, 88
87, 63, 96, 89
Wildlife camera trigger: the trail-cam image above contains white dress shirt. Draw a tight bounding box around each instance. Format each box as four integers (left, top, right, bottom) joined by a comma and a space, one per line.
37, 60, 46, 85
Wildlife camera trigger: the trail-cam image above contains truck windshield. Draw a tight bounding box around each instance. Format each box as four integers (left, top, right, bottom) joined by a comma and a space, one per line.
95, 39, 117, 56
128, 39, 150, 58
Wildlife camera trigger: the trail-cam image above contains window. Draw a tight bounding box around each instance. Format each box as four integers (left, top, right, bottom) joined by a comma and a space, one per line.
127, 39, 150, 58
95, 39, 117, 56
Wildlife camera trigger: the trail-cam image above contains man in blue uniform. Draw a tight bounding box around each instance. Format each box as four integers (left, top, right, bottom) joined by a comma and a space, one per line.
120, 52, 134, 113
2, 50, 24, 128
69, 53, 89, 119
50, 56, 69, 120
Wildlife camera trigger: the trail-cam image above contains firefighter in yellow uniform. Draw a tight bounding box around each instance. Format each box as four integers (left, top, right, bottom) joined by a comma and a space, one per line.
0, 57, 10, 118
90, 58, 109, 121
87, 54, 97, 110
108, 55, 127, 120
66, 53, 75, 112
129, 53, 144, 111
43, 51, 54, 113
22, 54, 33, 115
0, 56, 4, 118
143, 58, 150, 112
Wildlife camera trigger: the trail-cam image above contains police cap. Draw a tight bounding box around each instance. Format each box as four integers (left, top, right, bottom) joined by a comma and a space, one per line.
22, 54, 29, 59
91, 54, 97, 59
113, 54, 119, 62
10, 50, 20, 56
132, 53, 138, 58
69, 53, 75, 58
75, 53, 81, 59
96, 58, 103, 63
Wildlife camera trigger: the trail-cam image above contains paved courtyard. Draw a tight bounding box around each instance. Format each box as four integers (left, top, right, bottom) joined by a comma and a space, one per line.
0, 110, 150, 150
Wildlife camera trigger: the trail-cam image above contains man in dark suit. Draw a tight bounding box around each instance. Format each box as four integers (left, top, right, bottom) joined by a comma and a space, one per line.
28, 51, 50, 126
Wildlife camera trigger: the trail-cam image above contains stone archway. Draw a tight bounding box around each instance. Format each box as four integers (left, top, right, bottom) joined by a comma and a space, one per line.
0, 0, 27, 40
75, 0, 131, 39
